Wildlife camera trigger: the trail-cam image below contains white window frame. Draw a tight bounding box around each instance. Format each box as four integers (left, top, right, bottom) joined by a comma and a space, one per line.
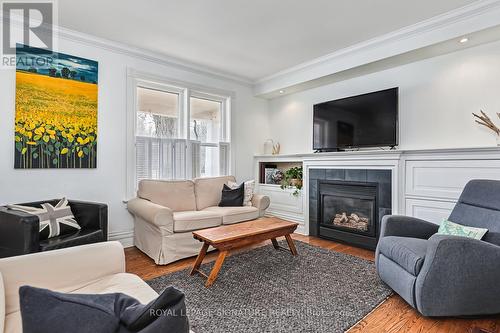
126, 69, 234, 199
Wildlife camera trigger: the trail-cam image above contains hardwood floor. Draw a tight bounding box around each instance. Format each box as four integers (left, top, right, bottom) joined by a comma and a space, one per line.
125, 234, 500, 333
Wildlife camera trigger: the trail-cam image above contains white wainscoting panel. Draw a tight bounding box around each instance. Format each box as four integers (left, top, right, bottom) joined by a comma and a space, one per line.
406, 159, 500, 200
405, 198, 456, 224
258, 184, 304, 229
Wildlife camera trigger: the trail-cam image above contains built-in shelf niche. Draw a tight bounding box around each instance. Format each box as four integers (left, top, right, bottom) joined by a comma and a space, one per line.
258, 161, 303, 185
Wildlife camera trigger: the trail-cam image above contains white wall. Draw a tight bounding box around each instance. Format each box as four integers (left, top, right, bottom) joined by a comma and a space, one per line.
267, 40, 500, 154
0, 34, 268, 241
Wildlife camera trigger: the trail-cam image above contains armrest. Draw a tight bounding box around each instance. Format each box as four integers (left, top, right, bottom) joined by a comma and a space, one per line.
0, 272, 4, 333
127, 198, 174, 232
0, 241, 125, 316
251, 194, 270, 217
380, 215, 439, 240
415, 234, 500, 316
0, 207, 39, 258
69, 200, 108, 240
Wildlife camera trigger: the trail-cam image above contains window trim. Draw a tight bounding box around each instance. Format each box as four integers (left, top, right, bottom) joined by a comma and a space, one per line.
126, 69, 234, 200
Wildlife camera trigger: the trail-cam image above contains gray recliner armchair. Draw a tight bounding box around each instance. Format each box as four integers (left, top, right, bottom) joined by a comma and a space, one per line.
376, 179, 500, 317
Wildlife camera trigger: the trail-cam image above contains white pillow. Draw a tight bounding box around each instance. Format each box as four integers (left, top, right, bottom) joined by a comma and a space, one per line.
228, 180, 255, 206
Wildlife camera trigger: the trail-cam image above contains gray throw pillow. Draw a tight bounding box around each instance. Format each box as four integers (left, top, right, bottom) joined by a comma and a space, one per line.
19, 285, 189, 333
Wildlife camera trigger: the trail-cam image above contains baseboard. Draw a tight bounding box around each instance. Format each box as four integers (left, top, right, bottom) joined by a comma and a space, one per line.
295, 224, 307, 236
108, 230, 134, 248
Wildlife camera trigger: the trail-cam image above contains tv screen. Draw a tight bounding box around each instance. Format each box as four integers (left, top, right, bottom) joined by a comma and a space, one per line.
313, 88, 398, 151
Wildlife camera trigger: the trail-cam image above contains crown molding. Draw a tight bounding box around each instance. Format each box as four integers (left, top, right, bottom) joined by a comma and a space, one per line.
0, 14, 253, 87
54, 27, 254, 87
254, 0, 500, 97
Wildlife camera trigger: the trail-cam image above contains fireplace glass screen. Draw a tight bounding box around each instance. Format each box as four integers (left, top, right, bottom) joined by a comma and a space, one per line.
321, 194, 375, 236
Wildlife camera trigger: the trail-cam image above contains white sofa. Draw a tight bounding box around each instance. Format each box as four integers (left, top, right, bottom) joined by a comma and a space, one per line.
0, 241, 158, 333
127, 176, 270, 265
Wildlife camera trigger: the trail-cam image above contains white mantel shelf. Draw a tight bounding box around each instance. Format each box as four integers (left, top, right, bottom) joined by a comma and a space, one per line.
254, 146, 500, 160
254, 146, 500, 236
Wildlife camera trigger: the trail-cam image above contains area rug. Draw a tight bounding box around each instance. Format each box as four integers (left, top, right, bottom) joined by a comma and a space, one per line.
147, 241, 391, 333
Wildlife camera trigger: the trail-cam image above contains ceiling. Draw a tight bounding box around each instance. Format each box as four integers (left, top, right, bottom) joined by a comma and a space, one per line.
58, 0, 479, 82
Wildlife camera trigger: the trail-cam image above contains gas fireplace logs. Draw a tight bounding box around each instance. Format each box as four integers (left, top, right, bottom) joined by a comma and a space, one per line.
333, 212, 369, 231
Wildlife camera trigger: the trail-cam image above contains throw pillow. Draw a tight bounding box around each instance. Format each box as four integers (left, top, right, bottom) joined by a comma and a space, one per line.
437, 219, 488, 240
218, 183, 244, 207
228, 180, 255, 206
7, 198, 80, 240
19, 285, 189, 333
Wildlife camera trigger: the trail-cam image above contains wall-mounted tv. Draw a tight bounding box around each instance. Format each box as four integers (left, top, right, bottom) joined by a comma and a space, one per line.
313, 87, 398, 151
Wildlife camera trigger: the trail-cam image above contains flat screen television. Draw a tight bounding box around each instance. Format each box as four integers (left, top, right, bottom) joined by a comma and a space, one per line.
313, 87, 398, 151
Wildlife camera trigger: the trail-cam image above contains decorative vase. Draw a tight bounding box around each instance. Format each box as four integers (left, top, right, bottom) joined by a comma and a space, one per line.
290, 179, 302, 187
263, 139, 274, 155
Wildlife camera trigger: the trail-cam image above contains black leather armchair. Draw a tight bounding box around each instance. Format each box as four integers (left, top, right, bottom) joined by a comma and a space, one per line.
0, 199, 108, 258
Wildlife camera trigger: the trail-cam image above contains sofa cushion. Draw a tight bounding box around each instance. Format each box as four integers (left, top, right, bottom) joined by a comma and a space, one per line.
194, 176, 236, 210
173, 211, 222, 232
138, 180, 196, 212
72, 273, 158, 304
378, 236, 428, 276
39, 229, 103, 252
203, 206, 259, 225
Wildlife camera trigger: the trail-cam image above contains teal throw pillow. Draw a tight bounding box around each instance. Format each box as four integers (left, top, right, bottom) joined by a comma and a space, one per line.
437, 219, 488, 240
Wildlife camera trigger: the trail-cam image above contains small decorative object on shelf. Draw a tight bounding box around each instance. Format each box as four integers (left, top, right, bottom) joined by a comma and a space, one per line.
263, 139, 274, 155
472, 110, 500, 146
272, 142, 281, 155
271, 169, 284, 184
264, 167, 283, 185
280, 166, 303, 196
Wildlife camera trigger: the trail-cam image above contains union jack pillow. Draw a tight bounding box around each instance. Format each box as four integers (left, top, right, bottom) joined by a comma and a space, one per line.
7, 198, 81, 240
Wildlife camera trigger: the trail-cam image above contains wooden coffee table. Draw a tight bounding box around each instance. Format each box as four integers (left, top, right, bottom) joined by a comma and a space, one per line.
189, 217, 298, 287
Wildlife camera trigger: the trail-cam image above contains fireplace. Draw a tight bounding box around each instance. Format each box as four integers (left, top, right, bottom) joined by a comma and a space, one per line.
309, 169, 392, 250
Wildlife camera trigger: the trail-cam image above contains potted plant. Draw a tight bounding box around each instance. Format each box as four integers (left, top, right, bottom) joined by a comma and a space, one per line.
280, 166, 303, 196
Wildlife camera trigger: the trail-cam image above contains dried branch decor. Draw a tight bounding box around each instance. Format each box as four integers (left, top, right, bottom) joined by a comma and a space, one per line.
472, 110, 500, 135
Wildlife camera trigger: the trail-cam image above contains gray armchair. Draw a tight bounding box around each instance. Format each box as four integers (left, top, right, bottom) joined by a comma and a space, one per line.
376, 179, 500, 317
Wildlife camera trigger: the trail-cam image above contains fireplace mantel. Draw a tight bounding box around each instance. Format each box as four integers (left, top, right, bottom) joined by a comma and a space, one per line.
254, 147, 500, 236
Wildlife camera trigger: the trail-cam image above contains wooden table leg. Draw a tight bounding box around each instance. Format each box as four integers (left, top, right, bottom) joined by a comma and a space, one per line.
190, 242, 209, 276
271, 238, 280, 250
205, 250, 228, 287
285, 234, 298, 255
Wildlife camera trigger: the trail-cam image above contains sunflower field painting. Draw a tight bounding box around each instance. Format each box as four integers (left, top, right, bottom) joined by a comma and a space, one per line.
14, 45, 98, 169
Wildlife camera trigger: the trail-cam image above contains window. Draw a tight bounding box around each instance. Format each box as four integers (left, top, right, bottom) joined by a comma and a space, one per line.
190, 96, 222, 177
135, 87, 184, 181
137, 87, 179, 139
128, 73, 232, 195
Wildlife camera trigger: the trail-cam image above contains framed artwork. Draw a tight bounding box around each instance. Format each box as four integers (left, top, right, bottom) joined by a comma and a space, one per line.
14, 45, 98, 169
